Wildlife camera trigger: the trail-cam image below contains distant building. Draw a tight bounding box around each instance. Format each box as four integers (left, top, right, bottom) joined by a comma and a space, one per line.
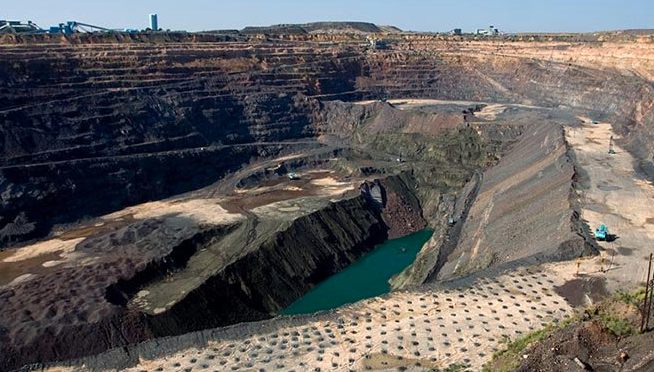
149, 14, 158, 31
450, 28, 462, 35
476, 25, 500, 36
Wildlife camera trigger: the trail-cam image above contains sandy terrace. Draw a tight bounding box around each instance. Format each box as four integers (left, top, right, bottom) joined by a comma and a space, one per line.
354, 99, 543, 111
0, 237, 86, 286
0, 197, 245, 289
566, 120, 654, 290
223, 172, 358, 214
105, 198, 246, 226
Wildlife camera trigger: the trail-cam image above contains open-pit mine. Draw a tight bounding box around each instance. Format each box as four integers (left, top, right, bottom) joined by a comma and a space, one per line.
2, 22, 654, 372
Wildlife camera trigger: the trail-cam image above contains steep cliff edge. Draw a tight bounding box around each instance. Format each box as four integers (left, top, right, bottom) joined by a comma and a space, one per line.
138, 195, 390, 337
390, 172, 479, 289
0, 168, 429, 371
433, 122, 597, 282
0, 192, 387, 370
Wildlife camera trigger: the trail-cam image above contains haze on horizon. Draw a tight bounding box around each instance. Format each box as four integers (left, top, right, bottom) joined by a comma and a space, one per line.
3, 0, 654, 33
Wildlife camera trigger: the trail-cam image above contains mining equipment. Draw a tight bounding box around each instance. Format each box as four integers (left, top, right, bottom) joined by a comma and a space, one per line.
366, 34, 387, 50
595, 224, 609, 241
288, 173, 298, 180
49, 21, 112, 34
0, 20, 44, 34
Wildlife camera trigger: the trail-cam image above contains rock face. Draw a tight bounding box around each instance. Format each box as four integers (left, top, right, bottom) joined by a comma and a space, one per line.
3, 34, 654, 245
416, 122, 597, 283
360, 174, 427, 239
377, 174, 426, 239
390, 174, 477, 289
0, 193, 390, 371
137, 195, 389, 336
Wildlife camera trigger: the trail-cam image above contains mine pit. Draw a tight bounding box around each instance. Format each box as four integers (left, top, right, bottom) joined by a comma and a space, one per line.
2, 23, 654, 372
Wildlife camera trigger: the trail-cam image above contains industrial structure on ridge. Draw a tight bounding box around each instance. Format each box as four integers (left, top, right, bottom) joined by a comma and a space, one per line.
1, 17, 501, 37
0, 14, 160, 34
476, 25, 500, 35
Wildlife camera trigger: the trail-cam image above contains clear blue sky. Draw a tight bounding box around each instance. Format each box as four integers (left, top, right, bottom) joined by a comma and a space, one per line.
3, 0, 653, 33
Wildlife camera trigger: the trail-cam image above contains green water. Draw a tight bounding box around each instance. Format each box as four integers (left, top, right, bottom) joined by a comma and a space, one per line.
281, 229, 433, 315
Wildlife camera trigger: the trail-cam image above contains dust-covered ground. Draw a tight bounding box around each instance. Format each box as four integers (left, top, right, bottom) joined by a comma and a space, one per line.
566, 120, 654, 290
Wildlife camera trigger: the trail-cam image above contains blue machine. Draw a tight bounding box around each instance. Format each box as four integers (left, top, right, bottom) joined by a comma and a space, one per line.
49, 24, 74, 34
48, 21, 111, 34
595, 224, 609, 241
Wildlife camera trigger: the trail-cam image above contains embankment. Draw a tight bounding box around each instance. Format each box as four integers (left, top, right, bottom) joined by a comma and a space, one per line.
399, 122, 597, 286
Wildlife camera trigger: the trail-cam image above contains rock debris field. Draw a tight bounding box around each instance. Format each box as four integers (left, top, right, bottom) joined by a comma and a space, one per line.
53, 263, 576, 372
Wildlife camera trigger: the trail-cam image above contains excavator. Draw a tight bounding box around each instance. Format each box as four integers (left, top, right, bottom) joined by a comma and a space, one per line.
595, 224, 609, 241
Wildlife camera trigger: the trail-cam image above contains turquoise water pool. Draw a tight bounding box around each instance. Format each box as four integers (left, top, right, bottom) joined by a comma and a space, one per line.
281, 229, 433, 315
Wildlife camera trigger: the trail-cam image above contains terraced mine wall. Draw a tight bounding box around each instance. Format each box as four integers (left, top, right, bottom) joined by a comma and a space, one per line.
0, 143, 320, 245
0, 40, 365, 245
3, 35, 654, 243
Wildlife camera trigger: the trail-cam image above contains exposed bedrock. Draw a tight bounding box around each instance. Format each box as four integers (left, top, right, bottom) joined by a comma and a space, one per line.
0, 172, 425, 370
390, 173, 477, 289
3, 37, 654, 242
376, 174, 426, 238
396, 122, 599, 288
130, 195, 389, 336
2, 39, 654, 163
